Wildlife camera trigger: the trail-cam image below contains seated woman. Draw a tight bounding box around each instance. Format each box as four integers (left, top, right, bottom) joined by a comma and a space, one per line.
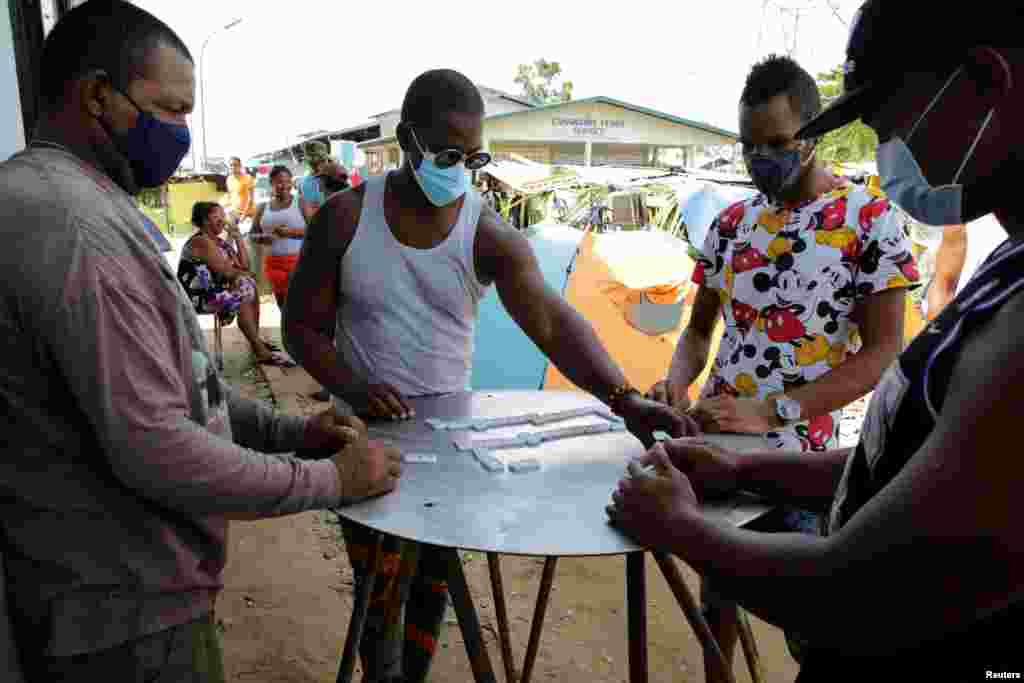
177, 201, 294, 367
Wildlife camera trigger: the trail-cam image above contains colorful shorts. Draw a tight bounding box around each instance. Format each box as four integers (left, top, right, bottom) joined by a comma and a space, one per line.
199, 276, 257, 317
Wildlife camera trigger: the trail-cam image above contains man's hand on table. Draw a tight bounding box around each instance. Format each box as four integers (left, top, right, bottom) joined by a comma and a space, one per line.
646, 378, 692, 414
659, 437, 741, 499
302, 411, 365, 451
689, 395, 779, 435
360, 382, 416, 421
616, 391, 700, 448
606, 444, 698, 546
329, 416, 403, 503
296, 411, 401, 502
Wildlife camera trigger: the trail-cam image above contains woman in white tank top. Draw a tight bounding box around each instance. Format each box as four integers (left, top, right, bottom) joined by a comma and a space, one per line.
251, 165, 308, 311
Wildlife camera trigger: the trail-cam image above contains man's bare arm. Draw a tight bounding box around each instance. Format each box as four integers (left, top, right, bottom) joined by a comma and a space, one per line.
283, 188, 370, 409
664, 293, 1024, 653
667, 285, 722, 390
785, 287, 906, 419
476, 208, 627, 400
734, 447, 852, 511
928, 224, 967, 319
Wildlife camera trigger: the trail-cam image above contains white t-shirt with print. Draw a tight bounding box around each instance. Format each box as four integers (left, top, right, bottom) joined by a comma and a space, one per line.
693, 180, 920, 451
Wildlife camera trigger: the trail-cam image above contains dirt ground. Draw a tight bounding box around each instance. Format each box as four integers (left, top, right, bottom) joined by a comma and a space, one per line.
209, 308, 805, 683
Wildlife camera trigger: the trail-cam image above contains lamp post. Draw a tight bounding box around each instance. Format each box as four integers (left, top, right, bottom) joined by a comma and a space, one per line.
199, 17, 242, 171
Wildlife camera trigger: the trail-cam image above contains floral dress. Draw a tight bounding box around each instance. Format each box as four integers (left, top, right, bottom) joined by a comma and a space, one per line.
692, 179, 920, 452
177, 233, 257, 323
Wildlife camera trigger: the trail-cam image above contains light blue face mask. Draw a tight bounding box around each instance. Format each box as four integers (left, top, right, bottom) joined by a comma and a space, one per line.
876, 67, 995, 226
408, 128, 469, 207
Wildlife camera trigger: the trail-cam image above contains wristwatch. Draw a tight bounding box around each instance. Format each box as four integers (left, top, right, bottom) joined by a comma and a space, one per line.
773, 394, 803, 425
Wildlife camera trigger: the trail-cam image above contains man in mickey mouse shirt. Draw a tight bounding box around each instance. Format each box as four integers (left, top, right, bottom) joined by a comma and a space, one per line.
648, 54, 918, 682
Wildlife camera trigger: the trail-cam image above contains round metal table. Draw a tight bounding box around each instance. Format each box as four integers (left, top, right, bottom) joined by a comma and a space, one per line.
332, 391, 772, 683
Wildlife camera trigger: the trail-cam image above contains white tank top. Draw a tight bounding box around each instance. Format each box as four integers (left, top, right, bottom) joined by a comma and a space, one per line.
262, 195, 306, 256
333, 174, 488, 414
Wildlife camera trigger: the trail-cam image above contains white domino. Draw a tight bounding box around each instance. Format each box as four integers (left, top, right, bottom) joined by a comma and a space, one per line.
452, 435, 475, 452
473, 448, 506, 473
517, 433, 544, 448
402, 452, 438, 464
474, 436, 528, 450
539, 422, 611, 442
472, 414, 537, 431
508, 458, 541, 473
530, 407, 599, 426
653, 431, 672, 442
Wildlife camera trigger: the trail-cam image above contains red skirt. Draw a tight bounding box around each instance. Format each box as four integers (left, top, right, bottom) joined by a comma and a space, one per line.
265, 254, 300, 298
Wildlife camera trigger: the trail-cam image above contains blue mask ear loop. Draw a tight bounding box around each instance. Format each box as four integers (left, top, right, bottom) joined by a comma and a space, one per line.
906, 67, 964, 144
407, 126, 425, 170
952, 108, 995, 184
903, 65, 995, 187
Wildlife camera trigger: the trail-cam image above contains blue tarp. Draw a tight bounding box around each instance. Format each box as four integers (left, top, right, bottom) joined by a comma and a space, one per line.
470, 223, 585, 390
677, 182, 757, 254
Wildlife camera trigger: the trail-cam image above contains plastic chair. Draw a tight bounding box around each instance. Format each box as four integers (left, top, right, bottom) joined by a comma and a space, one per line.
213, 315, 226, 371
196, 311, 233, 372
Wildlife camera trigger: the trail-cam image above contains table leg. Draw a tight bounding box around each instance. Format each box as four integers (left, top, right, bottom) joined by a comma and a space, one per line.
336, 531, 382, 683
626, 552, 648, 683
652, 551, 737, 683
443, 548, 499, 683
521, 557, 557, 683
737, 609, 766, 683
487, 553, 518, 683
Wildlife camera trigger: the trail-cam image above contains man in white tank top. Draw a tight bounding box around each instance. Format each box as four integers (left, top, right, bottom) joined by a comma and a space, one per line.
284, 69, 691, 683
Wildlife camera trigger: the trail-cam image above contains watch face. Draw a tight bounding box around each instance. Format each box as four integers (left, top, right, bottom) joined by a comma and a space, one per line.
778, 397, 802, 421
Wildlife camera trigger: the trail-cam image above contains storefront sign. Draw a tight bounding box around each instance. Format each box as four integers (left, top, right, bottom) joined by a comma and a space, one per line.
551, 117, 627, 138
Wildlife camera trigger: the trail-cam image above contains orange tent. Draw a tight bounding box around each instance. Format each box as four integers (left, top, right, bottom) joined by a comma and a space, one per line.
543, 229, 717, 400
472, 225, 718, 400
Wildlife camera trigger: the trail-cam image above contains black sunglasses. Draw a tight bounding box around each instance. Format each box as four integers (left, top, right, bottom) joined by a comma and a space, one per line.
410, 127, 492, 171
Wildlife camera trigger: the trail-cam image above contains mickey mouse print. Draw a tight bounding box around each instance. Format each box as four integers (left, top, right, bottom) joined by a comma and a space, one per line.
692, 179, 920, 451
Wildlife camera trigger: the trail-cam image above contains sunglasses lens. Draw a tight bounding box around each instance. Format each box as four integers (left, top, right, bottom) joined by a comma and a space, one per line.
434, 150, 463, 169
466, 152, 492, 171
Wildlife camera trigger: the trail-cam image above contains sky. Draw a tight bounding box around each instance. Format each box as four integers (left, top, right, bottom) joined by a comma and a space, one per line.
131, 0, 862, 165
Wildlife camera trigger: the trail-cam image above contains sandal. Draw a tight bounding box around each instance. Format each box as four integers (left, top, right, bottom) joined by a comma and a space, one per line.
256, 352, 296, 368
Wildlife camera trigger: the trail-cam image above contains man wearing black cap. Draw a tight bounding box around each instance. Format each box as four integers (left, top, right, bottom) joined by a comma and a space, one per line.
608, 3, 1024, 680
647, 52, 918, 682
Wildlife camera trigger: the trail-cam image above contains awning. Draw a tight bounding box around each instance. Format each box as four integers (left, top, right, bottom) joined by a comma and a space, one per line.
480, 159, 576, 194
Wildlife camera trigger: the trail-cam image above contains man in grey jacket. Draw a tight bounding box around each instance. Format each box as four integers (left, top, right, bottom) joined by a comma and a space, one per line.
0, 3, 400, 680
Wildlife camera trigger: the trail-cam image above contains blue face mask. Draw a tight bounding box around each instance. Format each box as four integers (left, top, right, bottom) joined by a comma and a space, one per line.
408, 128, 469, 207
876, 67, 995, 226
745, 143, 814, 201
109, 90, 191, 188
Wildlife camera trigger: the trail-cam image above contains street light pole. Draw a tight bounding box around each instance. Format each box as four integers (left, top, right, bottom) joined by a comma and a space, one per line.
199, 18, 242, 171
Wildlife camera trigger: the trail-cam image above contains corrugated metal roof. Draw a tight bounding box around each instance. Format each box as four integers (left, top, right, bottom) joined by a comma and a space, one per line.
357, 135, 398, 148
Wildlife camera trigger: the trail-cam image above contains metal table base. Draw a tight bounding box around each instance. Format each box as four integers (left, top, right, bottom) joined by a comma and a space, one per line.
335, 534, 738, 683
331, 391, 770, 683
